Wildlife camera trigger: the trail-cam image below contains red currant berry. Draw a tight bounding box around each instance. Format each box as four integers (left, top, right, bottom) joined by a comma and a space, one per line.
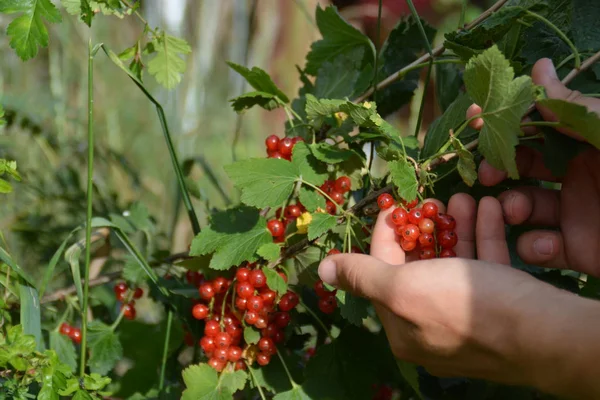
273, 312, 291, 329
122, 303, 136, 320
199, 283, 215, 301
314, 280, 329, 298
265, 135, 280, 151
419, 248, 436, 260
351, 246, 363, 253
208, 357, 225, 372
185, 270, 200, 286
440, 249, 457, 258
116, 290, 127, 302
418, 233, 434, 248
70, 328, 82, 344
235, 297, 248, 311
402, 198, 419, 209
114, 282, 128, 295
331, 190, 346, 206
401, 224, 420, 241
268, 151, 283, 159
437, 230, 458, 249
318, 292, 337, 314
200, 336, 215, 353
260, 289, 277, 306
212, 277, 228, 294
249, 270, 267, 288
391, 207, 408, 226
255, 317, 268, 329
258, 337, 275, 354
228, 346, 242, 362
236, 282, 254, 299
59, 323, 72, 336
245, 311, 259, 325
377, 193, 395, 210
192, 304, 209, 320
334, 176, 351, 193
234, 360, 246, 371
267, 219, 285, 237
204, 320, 220, 337
320, 180, 334, 194
215, 332, 232, 349
327, 248, 341, 256
400, 239, 417, 252
408, 208, 423, 225
278, 137, 294, 157
422, 202, 439, 218
257, 352, 271, 366
184, 331, 194, 347
236, 267, 251, 282
262, 324, 279, 338
418, 218, 435, 234
325, 200, 336, 214
292, 136, 305, 145
277, 271, 288, 283
133, 287, 144, 299
278, 292, 299, 311
214, 347, 229, 363
284, 205, 302, 220
435, 213, 456, 230
247, 295, 264, 312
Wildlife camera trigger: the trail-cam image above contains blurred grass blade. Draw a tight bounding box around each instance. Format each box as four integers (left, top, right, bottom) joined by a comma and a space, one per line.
91, 217, 169, 298
39, 227, 80, 298
20, 283, 44, 351
100, 45, 201, 235
0, 246, 35, 287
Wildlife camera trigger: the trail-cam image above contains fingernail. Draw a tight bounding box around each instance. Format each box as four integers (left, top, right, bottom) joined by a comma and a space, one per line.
318, 260, 338, 286
533, 237, 554, 256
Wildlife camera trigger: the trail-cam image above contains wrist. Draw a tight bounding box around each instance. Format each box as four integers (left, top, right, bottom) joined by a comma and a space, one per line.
516, 286, 600, 399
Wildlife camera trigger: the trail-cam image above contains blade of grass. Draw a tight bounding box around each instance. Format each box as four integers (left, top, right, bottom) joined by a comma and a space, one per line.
0, 246, 35, 287
19, 283, 44, 351
39, 227, 80, 298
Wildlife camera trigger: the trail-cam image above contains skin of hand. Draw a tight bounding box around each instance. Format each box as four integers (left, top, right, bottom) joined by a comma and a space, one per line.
317, 58, 600, 398
469, 58, 600, 277
318, 194, 600, 399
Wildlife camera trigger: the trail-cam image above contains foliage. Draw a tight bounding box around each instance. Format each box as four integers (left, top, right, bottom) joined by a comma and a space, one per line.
1, 0, 600, 399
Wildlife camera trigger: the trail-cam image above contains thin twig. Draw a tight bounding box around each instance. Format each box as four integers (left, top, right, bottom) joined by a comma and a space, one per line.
355, 0, 510, 102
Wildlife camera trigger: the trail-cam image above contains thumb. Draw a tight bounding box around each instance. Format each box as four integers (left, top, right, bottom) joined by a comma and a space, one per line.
318, 253, 397, 303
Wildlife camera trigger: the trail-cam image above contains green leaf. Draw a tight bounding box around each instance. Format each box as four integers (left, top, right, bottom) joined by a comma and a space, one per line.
19, 284, 43, 351
294, 246, 324, 287
263, 267, 287, 296
190, 207, 273, 270
298, 187, 326, 212
226, 62, 289, 102
50, 331, 77, 371
80, 0, 93, 26
396, 360, 423, 399
336, 290, 370, 326
336, 151, 366, 190
273, 387, 311, 400
0, 104, 5, 125
122, 256, 148, 286
1, 0, 62, 61
435, 60, 463, 113
243, 326, 260, 345
388, 159, 418, 202
540, 127, 589, 177
257, 243, 281, 263
304, 94, 345, 124
87, 321, 123, 375
463, 46, 534, 179
229, 91, 279, 113
313, 47, 367, 99
225, 158, 299, 208
451, 137, 477, 187
310, 142, 356, 164
305, 5, 374, 75
292, 142, 328, 186
307, 213, 337, 241
0, 246, 35, 287
377, 16, 437, 116
181, 363, 247, 400
537, 99, 600, 150
0, 178, 12, 193
421, 92, 474, 159
147, 32, 191, 89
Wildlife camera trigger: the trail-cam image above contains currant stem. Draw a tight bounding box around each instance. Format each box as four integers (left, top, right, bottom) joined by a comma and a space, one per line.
246, 361, 268, 400
298, 298, 333, 340
300, 180, 342, 213
525, 10, 580, 68
276, 349, 299, 388
158, 310, 173, 390
520, 121, 561, 128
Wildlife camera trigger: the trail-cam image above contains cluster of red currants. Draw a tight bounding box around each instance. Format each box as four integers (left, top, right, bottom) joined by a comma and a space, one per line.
314, 279, 337, 314
113, 282, 144, 321
58, 323, 82, 344
266, 202, 306, 243
190, 264, 299, 372
265, 135, 304, 160
377, 194, 458, 258
319, 176, 352, 215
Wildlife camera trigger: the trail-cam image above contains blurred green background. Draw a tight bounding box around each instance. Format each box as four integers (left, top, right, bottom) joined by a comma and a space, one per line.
0, 0, 487, 280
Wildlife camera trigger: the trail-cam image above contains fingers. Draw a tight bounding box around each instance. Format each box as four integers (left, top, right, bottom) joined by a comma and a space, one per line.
476, 197, 511, 265
497, 187, 560, 227
447, 193, 476, 259
516, 230, 568, 269
478, 146, 558, 186
370, 207, 405, 266
467, 104, 484, 130
318, 253, 397, 304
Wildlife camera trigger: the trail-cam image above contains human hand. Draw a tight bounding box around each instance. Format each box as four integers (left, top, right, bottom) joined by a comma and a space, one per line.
469, 58, 600, 277
318, 193, 600, 398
